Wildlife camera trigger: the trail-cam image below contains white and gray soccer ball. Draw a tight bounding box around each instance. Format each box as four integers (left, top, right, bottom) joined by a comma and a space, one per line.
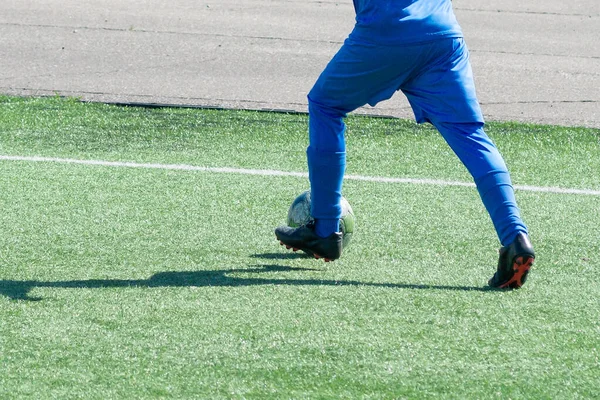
286, 190, 355, 249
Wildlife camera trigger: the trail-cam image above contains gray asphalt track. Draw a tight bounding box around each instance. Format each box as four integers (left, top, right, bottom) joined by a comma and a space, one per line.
1, 0, 599, 128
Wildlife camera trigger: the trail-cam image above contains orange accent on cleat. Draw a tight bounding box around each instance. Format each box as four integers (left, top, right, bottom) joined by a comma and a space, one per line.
499, 256, 534, 289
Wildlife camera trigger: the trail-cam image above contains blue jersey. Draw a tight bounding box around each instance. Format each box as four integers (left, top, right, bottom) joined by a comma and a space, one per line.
349, 0, 463, 45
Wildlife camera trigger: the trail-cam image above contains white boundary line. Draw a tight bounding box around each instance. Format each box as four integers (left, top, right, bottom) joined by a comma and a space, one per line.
2, 154, 600, 196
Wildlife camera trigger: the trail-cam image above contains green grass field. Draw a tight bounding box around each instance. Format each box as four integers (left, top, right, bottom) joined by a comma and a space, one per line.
1, 95, 599, 399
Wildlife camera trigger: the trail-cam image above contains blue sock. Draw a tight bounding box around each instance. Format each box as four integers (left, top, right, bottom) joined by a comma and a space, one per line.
315, 218, 340, 238
434, 122, 529, 247
306, 147, 346, 238
475, 171, 528, 246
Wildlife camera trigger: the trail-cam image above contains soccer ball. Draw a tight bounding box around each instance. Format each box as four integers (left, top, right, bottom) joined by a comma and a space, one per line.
287, 190, 355, 248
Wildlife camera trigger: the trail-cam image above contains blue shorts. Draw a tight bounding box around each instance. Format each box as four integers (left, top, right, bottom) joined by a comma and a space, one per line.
309, 37, 484, 126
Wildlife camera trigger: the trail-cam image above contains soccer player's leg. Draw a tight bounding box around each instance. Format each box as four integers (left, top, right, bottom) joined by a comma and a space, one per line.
401, 38, 535, 288
276, 39, 416, 260
435, 121, 535, 289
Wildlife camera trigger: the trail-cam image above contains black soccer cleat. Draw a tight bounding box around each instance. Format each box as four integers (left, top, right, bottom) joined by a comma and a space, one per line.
275, 220, 343, 262
488, 232, 535, 289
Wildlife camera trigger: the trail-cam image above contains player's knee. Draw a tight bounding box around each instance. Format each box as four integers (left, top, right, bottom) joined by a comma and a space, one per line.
307, 86, 327, 108
307, 92, 347, 119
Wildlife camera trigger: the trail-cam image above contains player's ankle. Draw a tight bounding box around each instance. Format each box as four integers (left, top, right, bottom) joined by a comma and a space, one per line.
315, 218, 340, 238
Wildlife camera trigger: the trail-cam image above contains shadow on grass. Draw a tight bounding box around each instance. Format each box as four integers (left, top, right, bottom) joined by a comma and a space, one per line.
0, 264, 494, 301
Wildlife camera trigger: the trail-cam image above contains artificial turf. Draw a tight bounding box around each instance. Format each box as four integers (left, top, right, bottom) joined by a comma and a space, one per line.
0, 95, 598, 399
